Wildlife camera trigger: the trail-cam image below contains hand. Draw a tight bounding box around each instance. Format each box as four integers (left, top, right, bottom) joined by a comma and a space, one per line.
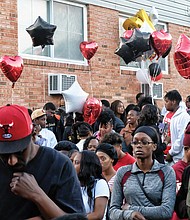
131, 211, 146, 220
121, 203, 130, 210
10, 172, 44, 201
165, 153, 173, 162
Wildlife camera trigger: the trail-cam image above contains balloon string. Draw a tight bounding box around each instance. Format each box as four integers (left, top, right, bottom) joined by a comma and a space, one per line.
11, 87, 14, 104
89, 70, 93, 97
88, 60, 93, 97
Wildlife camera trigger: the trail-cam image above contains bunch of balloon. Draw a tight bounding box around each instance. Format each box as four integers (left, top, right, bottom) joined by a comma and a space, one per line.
174, 34, 190, 79
79, 41, 98, 97
115, 8, 157, 66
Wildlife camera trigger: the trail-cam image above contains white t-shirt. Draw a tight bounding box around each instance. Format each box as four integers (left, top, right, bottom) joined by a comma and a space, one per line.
81, 179, 110, 220
39, 128, 57, 148
76, 139, 86, 152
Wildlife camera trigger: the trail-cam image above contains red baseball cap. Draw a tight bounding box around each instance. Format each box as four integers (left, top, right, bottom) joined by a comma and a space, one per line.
0, 104, 33, 154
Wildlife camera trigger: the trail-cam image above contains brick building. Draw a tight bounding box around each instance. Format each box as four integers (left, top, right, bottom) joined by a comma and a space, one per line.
0, 0, 190, 110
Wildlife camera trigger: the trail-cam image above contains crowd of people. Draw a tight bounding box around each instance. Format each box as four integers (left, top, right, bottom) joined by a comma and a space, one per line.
1, 89, 190, 219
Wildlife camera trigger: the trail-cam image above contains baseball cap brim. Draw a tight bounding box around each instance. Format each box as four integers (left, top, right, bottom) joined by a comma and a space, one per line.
0, 134, 32, 154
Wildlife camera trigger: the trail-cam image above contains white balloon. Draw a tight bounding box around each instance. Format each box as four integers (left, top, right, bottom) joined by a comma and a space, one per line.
139, 21, 154, 34
62, 81, 89, 113
149, 6, 159, 26
136, 69, 151, 84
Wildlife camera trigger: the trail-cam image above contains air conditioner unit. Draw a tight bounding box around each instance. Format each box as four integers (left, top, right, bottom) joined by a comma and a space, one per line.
141, 83, 163, 100
48, 74, 76, 95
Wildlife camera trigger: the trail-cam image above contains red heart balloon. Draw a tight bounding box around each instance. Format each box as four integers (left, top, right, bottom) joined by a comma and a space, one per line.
174, 34, 190, 79
0, 55, 24, 88
83, 97, 102, 125
150, 30, 172, 58
80, 41, 98, 62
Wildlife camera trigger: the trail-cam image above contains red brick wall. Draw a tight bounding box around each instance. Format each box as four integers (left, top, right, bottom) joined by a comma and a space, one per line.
0, 2, 190, 110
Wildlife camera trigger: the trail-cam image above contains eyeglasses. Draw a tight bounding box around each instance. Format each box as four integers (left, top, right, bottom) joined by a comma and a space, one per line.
131, 140, 154, 146
184, 146, 190, 151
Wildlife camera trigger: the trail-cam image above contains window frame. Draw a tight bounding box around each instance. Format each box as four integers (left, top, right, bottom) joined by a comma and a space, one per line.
119, 14, 168, 74
17, 0, 88, 65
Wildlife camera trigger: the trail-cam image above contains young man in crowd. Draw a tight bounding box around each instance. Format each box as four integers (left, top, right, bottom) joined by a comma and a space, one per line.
0, 104, 85, 219
164, 90, 190, 165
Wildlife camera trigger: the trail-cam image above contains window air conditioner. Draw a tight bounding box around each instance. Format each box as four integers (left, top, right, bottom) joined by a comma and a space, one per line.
48, 74, 76, 95
141, 83, 163, 100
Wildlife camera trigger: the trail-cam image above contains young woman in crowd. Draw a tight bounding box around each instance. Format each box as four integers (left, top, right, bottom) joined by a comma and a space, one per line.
120, 105, 140, 155
95, 143, 118, 192
110, 126, 176, 220
101, 132, 135, 171
73, 150, 110, 220
83, 136, 99, 152
111, 100, 126, 124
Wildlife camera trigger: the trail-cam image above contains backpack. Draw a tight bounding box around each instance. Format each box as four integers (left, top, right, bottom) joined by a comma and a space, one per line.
120, 166, 165, 206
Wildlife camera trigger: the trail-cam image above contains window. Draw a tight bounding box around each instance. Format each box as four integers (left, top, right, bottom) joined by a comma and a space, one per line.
17, 0, 87, 64
141, 83, 163, 100
119, 15, 168, 73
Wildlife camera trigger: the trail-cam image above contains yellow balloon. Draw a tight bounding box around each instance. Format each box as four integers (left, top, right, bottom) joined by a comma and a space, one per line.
123, 17, 143, 30
135, 9, 156, 31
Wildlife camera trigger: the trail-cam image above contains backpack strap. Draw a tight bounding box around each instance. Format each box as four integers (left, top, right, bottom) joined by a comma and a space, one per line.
158, 169, 164, 184
121, 165, 133, 187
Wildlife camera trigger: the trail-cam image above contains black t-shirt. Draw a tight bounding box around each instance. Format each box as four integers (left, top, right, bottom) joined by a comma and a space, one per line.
0, 146, 85, 220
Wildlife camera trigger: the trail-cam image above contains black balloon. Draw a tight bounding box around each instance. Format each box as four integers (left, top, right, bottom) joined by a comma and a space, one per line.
115, 29, 151, 65
148, 63, 161, 77
115, 37, 136, 64
26, 16, 57, 48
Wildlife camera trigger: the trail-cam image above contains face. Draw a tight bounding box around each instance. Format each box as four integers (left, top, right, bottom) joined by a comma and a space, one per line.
0, 143, 31, 172
116, 102, 125, 115
87, 139, 99, 152
127, 110, 138, 125
73, 152, 81, 174
99, 122, 113, 140
184, 146, 190, 162
96, 151, 113, 172
35, 115, 47, 128
69, 151, 78, 163
164, 97, 175, 112
132, 132, 156, 160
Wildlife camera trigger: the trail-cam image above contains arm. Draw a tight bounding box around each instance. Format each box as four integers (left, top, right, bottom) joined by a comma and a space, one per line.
88, 179, 109, 220
87, 197, 108, 220
169, 116, 189, 157
10, 172, 65, 220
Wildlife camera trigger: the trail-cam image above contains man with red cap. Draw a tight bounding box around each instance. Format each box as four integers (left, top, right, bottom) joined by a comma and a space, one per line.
0, 104, 85, 219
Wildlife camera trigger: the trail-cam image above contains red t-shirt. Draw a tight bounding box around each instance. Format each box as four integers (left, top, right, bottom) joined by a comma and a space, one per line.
114, 153, 136, 171
163, 111, 175, 155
